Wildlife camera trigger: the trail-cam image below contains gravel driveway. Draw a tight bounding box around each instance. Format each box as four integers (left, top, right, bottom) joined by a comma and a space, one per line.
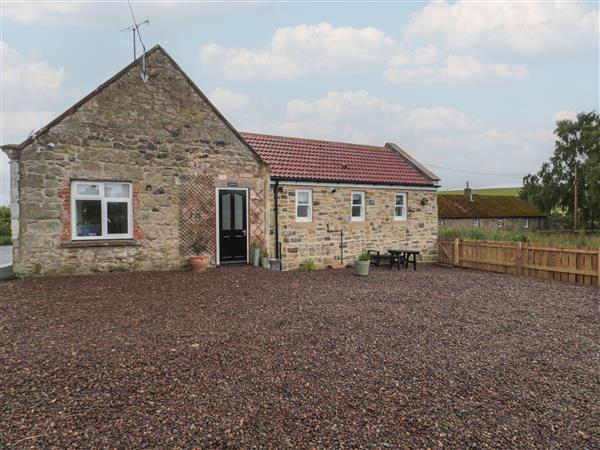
1, 266, 598, 448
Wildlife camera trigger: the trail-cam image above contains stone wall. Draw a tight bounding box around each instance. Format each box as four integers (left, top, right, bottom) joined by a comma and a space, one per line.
270, 184, 438, 271
440, 217, 544, 231
11, 48, 269, 276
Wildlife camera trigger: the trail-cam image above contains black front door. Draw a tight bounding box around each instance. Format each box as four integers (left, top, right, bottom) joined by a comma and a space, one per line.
218, 189, 247, 264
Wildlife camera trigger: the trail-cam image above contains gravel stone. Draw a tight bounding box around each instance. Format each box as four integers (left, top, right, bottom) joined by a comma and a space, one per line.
1, 266, 598, 448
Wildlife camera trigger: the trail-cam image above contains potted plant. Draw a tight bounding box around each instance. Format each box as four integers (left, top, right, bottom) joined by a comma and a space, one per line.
355, 252, 371, 276
189, 241, 210, 273
261, 247, 270, 268
251, 241, 260, 266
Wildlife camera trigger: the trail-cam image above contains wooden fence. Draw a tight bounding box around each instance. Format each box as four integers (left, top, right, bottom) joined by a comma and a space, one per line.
438, 239, 600, 287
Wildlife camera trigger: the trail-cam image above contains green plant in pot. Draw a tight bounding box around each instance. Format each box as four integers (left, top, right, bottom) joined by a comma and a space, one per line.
251, 241, 261, 266
260, 247, 270, 268
189, 240, 209, 273
355, 252, 371, 276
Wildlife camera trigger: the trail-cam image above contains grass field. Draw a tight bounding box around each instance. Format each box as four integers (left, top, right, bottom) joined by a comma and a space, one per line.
439, 187, 521, 196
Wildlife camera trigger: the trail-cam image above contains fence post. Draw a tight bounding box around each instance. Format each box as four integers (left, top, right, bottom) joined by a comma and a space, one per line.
454, 238, 460, 266
516, 242, 522, 276
597, 247, 600, 288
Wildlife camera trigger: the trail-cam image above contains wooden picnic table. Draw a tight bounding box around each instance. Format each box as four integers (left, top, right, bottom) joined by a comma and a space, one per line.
388, 249, 420, 271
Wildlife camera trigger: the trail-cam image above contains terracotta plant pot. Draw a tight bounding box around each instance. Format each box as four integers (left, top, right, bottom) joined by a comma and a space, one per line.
189, 255, 209, 273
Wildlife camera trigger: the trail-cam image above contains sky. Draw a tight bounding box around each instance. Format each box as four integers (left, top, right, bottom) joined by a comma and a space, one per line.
1, 0, 599, 205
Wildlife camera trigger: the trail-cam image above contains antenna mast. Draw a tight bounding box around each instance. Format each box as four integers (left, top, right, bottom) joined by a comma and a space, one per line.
120, 18, 149, 61
121, 0, 150, 82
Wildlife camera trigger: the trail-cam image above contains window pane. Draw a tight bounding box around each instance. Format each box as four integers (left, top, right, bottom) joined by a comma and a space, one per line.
352, 206, 362, 217
297, 205, 309, 218
105, 183, 130, 198
396, 195, 404, 206
352, 193, 362, 205
234, 193, 243, 230
297, 191, 309, 204
107, 202, 128, 234
76, 184, 99, 196
395, 206, 404, 217
221, 193, 231, 230
75, 200, 101, 237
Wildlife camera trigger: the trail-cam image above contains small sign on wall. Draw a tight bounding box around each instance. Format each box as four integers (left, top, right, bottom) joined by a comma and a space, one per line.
227, 181, 238, 187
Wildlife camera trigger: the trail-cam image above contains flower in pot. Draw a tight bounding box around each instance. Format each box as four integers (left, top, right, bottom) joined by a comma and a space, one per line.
260, 247, 270, 268
251, 241, 261, 266
189, 240, 210, 273
355, 252, 371, 276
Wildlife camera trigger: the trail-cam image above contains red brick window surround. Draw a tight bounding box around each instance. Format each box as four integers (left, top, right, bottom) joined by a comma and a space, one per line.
60, 180, 143, 242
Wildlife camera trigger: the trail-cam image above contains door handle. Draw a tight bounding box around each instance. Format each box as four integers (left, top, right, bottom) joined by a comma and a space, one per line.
242, 230, 247, 236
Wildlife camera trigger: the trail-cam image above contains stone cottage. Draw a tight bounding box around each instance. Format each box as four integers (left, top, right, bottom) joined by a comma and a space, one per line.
2, 45, 440, 276
438, 183, 546, 230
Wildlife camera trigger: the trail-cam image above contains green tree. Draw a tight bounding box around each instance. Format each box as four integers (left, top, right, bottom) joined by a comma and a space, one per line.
0, 206, 10, 244
520, 111, 600, 230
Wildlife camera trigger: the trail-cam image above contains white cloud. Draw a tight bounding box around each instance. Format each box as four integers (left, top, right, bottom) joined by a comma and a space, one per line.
207, 87, 249, 114
0, 2, 84, 25
257, 90, 554, 190
421, 128, 554, 188
1, 43, 65, 205
405, 0, 599, 52
553, 110, 578, 123
1, 41, 64, 111
406, 107, 479, 131
287, 91, 403, 123
200, 23, 398, 79
264, 90, 479, 144
0, 2, 266, 25
201, 21, 537, 84
384, 50, 527, 83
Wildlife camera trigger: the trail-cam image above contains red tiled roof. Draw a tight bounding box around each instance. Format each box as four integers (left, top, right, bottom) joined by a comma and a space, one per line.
241, 132, 435, 186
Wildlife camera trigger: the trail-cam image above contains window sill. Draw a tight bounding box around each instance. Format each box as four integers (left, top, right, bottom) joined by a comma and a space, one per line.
62, 239, 141, 248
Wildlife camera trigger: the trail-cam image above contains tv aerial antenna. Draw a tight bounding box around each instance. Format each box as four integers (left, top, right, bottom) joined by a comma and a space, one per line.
120, 0, 150, 82
120, 18, 149, 61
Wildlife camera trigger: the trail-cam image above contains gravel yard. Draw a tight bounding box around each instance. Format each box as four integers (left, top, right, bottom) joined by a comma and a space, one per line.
1, 265, 598, 448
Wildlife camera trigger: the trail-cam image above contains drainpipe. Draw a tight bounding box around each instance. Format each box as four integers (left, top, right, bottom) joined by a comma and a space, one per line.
273, 180, 280, 259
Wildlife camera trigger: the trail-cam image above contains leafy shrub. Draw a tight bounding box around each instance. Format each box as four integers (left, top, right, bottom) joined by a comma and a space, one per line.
357, 252, 371, 262
191, 240, 208, 255
439, 227, 600, 249
261, 247, 269, 258
0, 206, 10, 244
299, 259, 319, 271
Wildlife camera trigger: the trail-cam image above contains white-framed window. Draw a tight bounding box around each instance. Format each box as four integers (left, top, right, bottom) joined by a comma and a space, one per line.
523, 218, 529, 229
394, 193, 407, 221
497, 219, 504, 228
71, 181, 133, 240
472, 218, 479, 227
295, 189, 312, 222
351, 191, 365, 221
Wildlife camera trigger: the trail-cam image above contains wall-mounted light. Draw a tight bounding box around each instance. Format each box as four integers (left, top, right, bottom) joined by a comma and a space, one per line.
331, 188, 337, 193
421, 198, 429, 206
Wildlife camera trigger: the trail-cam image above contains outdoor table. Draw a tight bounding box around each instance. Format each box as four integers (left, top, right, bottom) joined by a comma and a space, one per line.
387, 249, 420, 271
